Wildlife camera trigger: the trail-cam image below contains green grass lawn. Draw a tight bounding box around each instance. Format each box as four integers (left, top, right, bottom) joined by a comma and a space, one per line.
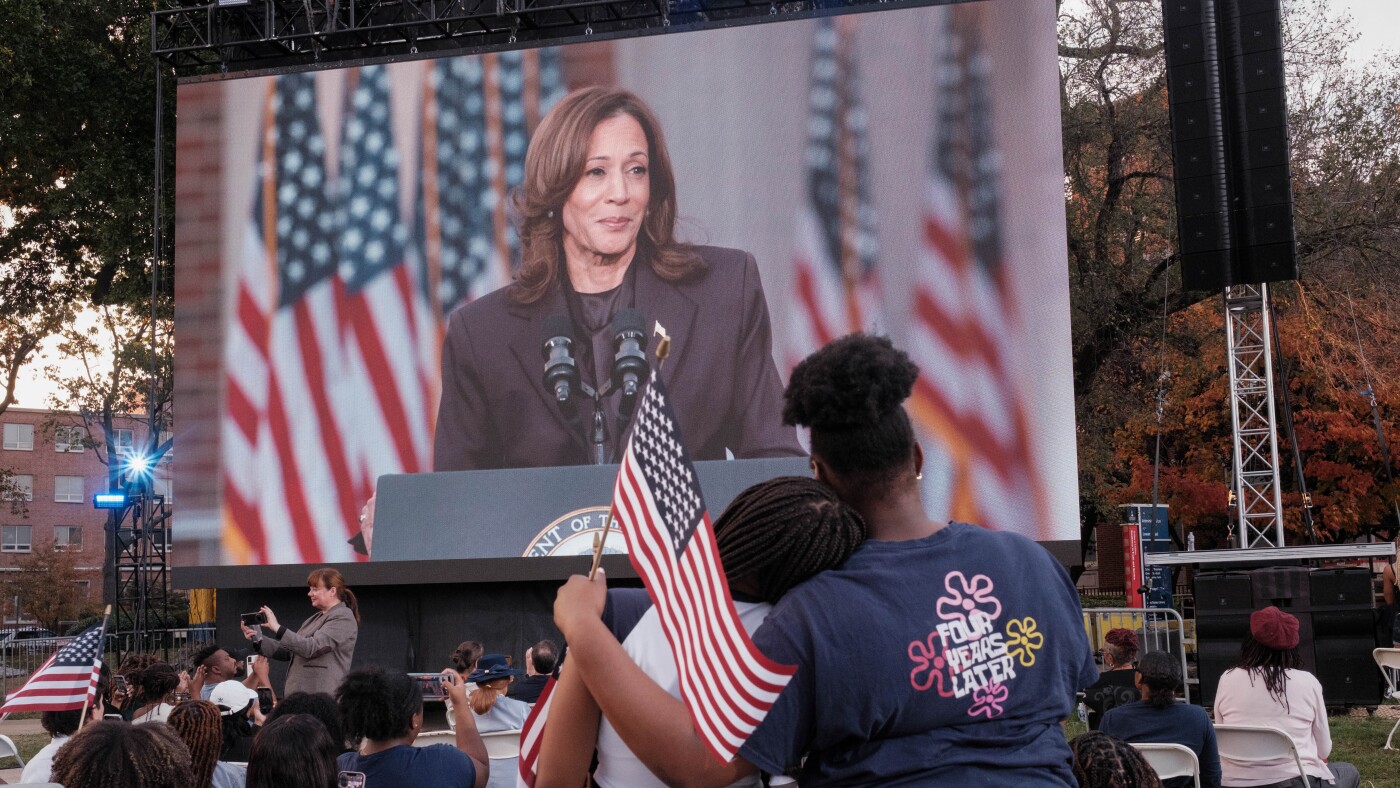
1066, 713, 1400, 787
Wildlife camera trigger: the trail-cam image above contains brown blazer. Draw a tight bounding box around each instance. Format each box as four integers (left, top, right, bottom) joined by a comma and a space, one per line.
257, 603, 358, 696
433, 246, 803, 470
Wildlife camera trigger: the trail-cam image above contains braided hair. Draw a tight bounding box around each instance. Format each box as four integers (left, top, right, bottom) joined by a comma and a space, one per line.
248, 714, 339, 788
714, 476, 867, 603
1135, 651, 1181, 710
1070, 731, 1163, 788
50, 719, 194, 788
783, 334, 920, 499
167, 700, 223, 788
1234, 632, 1301, 711
337, 667, 422, 747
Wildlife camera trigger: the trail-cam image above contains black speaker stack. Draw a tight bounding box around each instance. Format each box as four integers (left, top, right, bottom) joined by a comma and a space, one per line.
1193, 567, 1378, 707
1162, 0, 1299, 291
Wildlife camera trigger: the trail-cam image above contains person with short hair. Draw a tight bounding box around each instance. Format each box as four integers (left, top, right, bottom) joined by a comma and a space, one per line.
247, 713, 338, 788
210, 679, 263, 762
167, 699, 247, 788
1083, 628, 1143, 730
553, 334, 1097, 786
1100, 651, 1220, 788
337, 665, 488, 788
1214, 606, 1360, 788
263, 691, 347, 753
507, 640, 557, 704
50, 719, 195, 788
1070, 730, 1163, 788
190, 643, 267, 701
21, 707, 85, 783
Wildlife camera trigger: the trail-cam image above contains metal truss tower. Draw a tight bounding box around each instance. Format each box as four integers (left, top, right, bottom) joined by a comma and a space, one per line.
112, 492, 174, 663
1224, 284, 1286, 548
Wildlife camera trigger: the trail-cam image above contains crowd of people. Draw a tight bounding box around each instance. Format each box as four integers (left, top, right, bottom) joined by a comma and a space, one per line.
5, 335, 1382, 788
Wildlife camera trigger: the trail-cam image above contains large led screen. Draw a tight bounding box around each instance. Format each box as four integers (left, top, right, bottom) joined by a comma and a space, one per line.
173, 0, 1076, 568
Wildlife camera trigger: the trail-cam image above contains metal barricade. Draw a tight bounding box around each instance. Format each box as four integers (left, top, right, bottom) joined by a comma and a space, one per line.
1082, 607, 1191, 704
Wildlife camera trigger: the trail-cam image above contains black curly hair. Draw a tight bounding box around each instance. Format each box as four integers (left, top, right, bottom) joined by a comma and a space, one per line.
337, 667, 423, 746
715, 476, 867, 603
265, 691, 346, 752
248, 714, 339, 788
783, 334, 920, 494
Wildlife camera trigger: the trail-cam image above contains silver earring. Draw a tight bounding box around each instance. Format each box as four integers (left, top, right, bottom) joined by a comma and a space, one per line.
915, 471, 923, 480
547, 209, 555, 219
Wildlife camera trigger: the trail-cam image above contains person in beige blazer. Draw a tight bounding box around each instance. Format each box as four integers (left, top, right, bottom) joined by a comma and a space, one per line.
244, 567, 360, 696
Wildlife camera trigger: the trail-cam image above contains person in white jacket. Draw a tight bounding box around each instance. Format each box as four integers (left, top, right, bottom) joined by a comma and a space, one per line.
1213, 606, 1360, 788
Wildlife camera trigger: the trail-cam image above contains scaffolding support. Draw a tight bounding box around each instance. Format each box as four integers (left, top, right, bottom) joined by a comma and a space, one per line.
1224, 283, 1286, 548
112, 492, 173, 664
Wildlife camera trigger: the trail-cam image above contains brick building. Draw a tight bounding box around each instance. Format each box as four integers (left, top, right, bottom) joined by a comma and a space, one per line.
0, 408, 170, 625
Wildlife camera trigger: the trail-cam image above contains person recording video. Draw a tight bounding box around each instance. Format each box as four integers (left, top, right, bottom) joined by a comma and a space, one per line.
242, 567, 360, 696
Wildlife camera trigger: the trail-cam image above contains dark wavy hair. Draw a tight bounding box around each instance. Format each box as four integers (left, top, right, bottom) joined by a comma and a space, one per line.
337, 667, 422, 746
450, 640, 484, 675
248, 714, 338, 788
714, 476, 867, 603
783, 334, 920, 499
509, 86, 701, 304
1233, 632, 1301, 711
1135, 651, 1181, 710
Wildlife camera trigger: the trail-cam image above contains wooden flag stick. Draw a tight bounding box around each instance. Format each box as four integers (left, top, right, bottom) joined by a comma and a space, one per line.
78, 604, 113, 730
588, 532, 605, 580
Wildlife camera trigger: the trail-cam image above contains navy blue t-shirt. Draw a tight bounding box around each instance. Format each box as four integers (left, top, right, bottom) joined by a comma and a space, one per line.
740, 522, 1098, 786
337, 743, 477, 787
1100, 700, 1222, 788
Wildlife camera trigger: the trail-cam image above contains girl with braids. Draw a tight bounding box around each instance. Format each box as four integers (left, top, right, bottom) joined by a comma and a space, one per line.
167, 699, 247, 788
50, 719, 194, 788
1069, 730, 1163, 788
1100, 651, 1220, 788
129, 662, 181, 723
540, 474, 866, 788
1083, 628, 1142, 730
1214, 607, 1359, 788
247, 713, 339, 788
336, 665, 490, 787
553, 333, 1097, 786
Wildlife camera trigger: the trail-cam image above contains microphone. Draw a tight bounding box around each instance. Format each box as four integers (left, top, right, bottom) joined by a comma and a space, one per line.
610, 308, 650, 420
541, 315, 580, 404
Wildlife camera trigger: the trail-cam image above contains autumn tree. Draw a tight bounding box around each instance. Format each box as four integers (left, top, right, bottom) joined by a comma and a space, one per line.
1059, 0, 1400, 545
0, 544, 99, 633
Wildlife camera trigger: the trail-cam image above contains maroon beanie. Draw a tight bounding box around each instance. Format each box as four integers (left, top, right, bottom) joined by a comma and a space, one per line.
1250, 605, 1300, 650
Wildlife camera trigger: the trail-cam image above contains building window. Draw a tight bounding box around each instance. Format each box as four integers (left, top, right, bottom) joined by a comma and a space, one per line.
113, 428, 135, 456
2, 525, 32, 553
153, 477, 173, 503
54, 526, 82, 551
54, 426, 85, 453
152, 528, 170, 553
54, 476, 84, 504
4, 475, 33, 502
3, 424, 33, 451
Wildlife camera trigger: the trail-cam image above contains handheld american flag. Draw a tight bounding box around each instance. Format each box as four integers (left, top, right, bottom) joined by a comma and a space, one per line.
611, 370, 796, 762
515, 674, 556, 787
0, 621, 106, 716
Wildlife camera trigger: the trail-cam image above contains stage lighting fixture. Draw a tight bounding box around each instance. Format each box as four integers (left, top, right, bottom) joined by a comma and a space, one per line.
94, 491, 129, 509
126, 454, 152, 476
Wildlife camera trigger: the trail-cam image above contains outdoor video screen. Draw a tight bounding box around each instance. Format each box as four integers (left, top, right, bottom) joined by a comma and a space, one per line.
173, 0, 1076, 568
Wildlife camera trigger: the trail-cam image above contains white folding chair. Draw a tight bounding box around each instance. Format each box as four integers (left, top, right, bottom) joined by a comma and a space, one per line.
0, 733, 26, 767
481, 728, 522, 760
1131, 742, 1201, 788
1374, 648, 1400, 750
1214, 724, 1307, 783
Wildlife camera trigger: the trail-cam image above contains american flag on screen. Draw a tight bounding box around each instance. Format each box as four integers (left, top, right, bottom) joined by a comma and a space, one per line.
907, 13, 1049, 536
222, 72, 361, 564
786, 16, 882, 369
612, 371, 795, 762
516, 675, 556, 786
0, 622, 105, 716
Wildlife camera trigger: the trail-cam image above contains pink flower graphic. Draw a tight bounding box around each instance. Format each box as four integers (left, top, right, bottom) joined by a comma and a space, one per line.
908, 633, 956, 697
935, 571, 1002, 626
968, 682, 1008, 719
1005, 617, 1044, 667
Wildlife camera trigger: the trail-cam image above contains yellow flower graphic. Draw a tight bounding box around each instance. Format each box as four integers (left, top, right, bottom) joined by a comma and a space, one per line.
1006, 617, 1044, 667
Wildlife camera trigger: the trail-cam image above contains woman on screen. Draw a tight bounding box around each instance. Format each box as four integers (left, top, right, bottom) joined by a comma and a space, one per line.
433, 86, 801, 471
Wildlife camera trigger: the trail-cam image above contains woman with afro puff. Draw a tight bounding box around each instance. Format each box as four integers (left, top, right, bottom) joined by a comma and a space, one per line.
554, 333, 1098, 786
